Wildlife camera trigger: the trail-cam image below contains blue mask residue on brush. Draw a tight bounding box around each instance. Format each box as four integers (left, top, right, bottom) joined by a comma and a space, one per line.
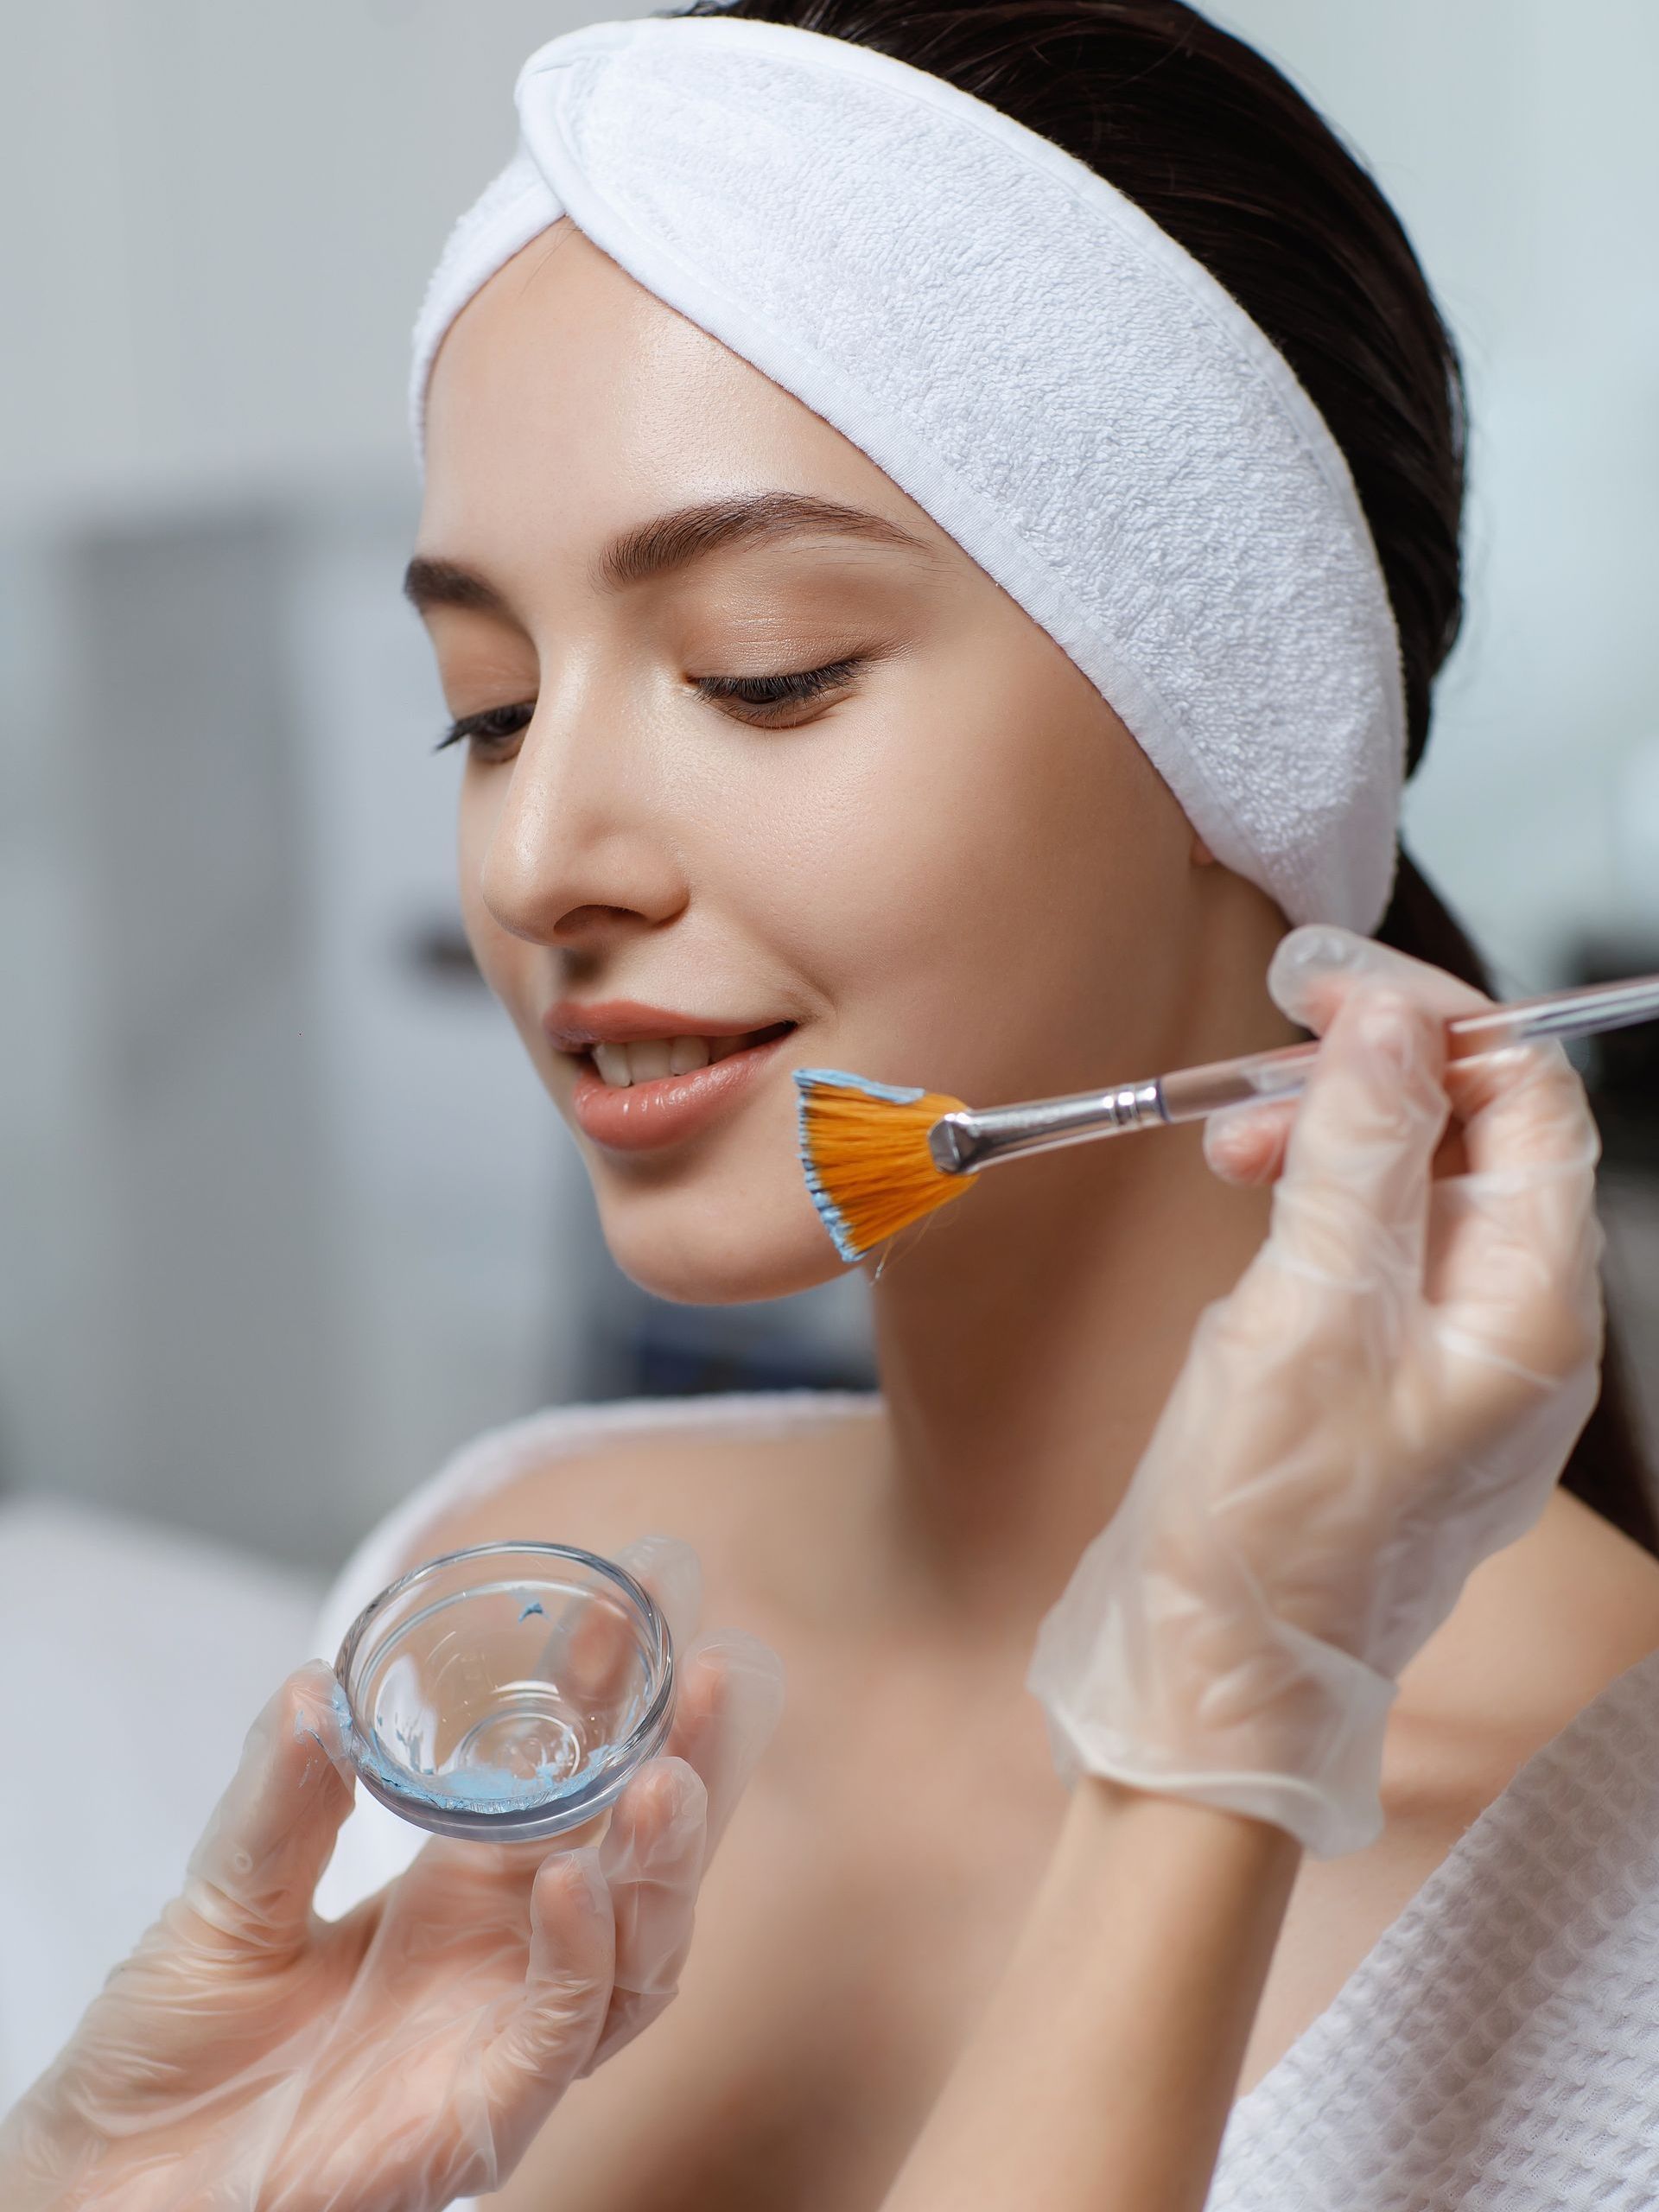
793, 1065, 926, 1267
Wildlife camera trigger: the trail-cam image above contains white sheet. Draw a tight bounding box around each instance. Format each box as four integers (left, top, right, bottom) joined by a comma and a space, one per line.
0, 1495, 323, 2104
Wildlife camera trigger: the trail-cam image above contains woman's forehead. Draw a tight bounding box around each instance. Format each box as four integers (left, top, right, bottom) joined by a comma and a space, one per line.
420, 220, 955, 567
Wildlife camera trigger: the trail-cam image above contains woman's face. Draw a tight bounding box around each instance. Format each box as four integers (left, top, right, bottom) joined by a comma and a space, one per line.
416, 221, 1230, 1304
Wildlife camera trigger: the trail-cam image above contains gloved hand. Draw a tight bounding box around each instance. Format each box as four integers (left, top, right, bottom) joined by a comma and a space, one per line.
1027, 924, 1605, 1859
0, 1536, 783, 2212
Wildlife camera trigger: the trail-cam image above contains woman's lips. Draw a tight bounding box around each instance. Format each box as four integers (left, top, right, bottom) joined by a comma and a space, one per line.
567, 1026, 798, 1152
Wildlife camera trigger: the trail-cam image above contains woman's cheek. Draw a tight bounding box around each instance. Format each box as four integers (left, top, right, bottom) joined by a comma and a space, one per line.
464, 916, 543, 1058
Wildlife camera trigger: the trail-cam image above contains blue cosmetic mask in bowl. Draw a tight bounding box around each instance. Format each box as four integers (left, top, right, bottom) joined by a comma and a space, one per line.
334, 1541, 675, 1841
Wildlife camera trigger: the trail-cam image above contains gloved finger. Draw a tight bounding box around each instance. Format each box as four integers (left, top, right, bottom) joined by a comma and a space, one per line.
544, 1630, 786, 2076
478, 1845, 616, 2168
177, 1659, 357, 1956
527, 1533, 701, 1716
529, 1585, 653, 1718
563, 1632, 785, 2075
664, 1628, 785, 1862
1267, 922, 1491, 1036
1208, 928, 1485, 1188
585, 1755, 708, 2070
1427, 1038, 1605, 1390
1254, 983, 1450, 1299
615, 1532, 702, 1654
1446, 1033, 1601, 1185
359, 1816, 569, 2019
1203, 1096, 1297, 1185
1209, 1098, 1474, 1191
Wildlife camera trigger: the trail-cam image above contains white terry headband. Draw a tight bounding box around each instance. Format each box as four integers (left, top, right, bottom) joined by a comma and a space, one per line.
410, 14, 1407, 933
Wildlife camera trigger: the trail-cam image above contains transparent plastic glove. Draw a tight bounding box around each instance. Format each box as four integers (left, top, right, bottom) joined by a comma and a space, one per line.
0, 1535, 784, 2212
1027, 924, 1604, 1859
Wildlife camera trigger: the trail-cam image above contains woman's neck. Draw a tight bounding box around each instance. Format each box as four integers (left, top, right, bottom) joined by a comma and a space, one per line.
854, 868, 1299, 1636
865, 1080, 1277, 1637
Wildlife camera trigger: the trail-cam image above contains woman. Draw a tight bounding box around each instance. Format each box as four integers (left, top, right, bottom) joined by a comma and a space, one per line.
9, 2, 1659, 2206
314, 1, 1659, 2201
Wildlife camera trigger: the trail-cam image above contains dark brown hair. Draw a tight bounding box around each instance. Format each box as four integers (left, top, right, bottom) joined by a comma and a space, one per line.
677, 0, 1659, 1554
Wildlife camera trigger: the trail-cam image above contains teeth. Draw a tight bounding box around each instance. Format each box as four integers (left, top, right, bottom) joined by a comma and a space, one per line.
592, 1042, 633, 1088
590, 1034, 719, 1088
627, 1039, 673, 1083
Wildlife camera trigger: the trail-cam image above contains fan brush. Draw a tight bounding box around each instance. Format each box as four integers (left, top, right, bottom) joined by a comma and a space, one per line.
791, 968, 1659, 1264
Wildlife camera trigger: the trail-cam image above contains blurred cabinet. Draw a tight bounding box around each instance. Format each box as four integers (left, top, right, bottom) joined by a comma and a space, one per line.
0, 492, 873, 1570
0, 513, 346, 1561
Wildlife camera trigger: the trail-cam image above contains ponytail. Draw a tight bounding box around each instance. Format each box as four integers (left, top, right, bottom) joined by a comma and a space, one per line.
1380, 849, 1658, 1555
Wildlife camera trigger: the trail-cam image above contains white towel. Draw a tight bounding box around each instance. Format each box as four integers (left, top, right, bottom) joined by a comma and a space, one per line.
410, 14, 1406, 934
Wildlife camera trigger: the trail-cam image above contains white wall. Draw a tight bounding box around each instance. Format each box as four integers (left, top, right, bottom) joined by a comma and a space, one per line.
1217, 0, 1659, 982
0, 0, 652, 525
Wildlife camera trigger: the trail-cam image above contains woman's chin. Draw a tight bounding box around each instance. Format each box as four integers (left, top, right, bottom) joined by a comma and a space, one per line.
595, 1196, 850, 1308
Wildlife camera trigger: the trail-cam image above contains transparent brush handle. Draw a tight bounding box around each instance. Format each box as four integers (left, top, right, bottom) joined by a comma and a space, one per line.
941, 970, 1659, 1173
1158, 969, 1659, 1126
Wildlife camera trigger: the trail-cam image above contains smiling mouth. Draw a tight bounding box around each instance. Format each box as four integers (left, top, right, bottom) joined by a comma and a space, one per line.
577, 1020, 798, 1090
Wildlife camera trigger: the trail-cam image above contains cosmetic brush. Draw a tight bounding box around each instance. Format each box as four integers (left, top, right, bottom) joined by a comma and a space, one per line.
792, 970, 1659, 1264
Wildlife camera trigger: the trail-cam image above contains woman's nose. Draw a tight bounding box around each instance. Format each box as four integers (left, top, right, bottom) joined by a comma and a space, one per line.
475, 702, 688, 947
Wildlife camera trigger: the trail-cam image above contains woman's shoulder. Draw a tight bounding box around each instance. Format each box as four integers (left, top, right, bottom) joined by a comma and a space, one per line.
312, 1386, 885, 1663
1393, 1483, 1659, 1818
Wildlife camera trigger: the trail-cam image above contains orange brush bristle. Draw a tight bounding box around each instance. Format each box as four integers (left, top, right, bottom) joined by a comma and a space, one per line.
792, 1065, 974, 1263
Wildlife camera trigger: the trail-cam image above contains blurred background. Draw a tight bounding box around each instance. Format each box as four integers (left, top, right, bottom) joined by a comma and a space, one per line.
3, 0, 1659, 2089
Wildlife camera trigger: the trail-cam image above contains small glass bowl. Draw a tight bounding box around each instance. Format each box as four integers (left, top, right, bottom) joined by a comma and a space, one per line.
334, 1541, 676, 1842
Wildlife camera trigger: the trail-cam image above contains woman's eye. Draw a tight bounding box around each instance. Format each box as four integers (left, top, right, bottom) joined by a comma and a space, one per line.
434, 701, 535, 757
435, 658, 866, 753
693, 656, 865, 723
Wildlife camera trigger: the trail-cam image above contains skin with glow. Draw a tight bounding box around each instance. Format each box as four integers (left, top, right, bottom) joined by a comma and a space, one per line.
416, 220, 1297, 1340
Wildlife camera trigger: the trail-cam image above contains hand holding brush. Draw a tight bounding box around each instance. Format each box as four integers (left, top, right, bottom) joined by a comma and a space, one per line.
797, 924, 1613, 1859
1016, 925, 1607, 1857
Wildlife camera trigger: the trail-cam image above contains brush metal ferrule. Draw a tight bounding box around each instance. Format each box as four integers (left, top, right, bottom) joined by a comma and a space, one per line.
929, 1080, 1167, 1174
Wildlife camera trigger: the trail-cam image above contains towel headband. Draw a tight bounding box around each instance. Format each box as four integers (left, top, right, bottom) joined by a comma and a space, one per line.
410, 14, 1406, 932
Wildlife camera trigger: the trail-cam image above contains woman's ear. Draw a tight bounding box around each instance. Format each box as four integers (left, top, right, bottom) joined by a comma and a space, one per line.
1192, 832, 1217, 867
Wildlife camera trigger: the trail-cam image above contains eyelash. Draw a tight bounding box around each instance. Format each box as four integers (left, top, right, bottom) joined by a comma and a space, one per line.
434, 657, 867, 753
694, 656, 865, 715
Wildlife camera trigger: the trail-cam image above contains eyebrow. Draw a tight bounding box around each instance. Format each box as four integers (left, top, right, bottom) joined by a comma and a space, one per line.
402, 491, 938, 617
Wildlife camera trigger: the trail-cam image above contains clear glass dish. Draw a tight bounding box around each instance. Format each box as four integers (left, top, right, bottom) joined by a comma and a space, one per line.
334, 1541, 676, 1842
